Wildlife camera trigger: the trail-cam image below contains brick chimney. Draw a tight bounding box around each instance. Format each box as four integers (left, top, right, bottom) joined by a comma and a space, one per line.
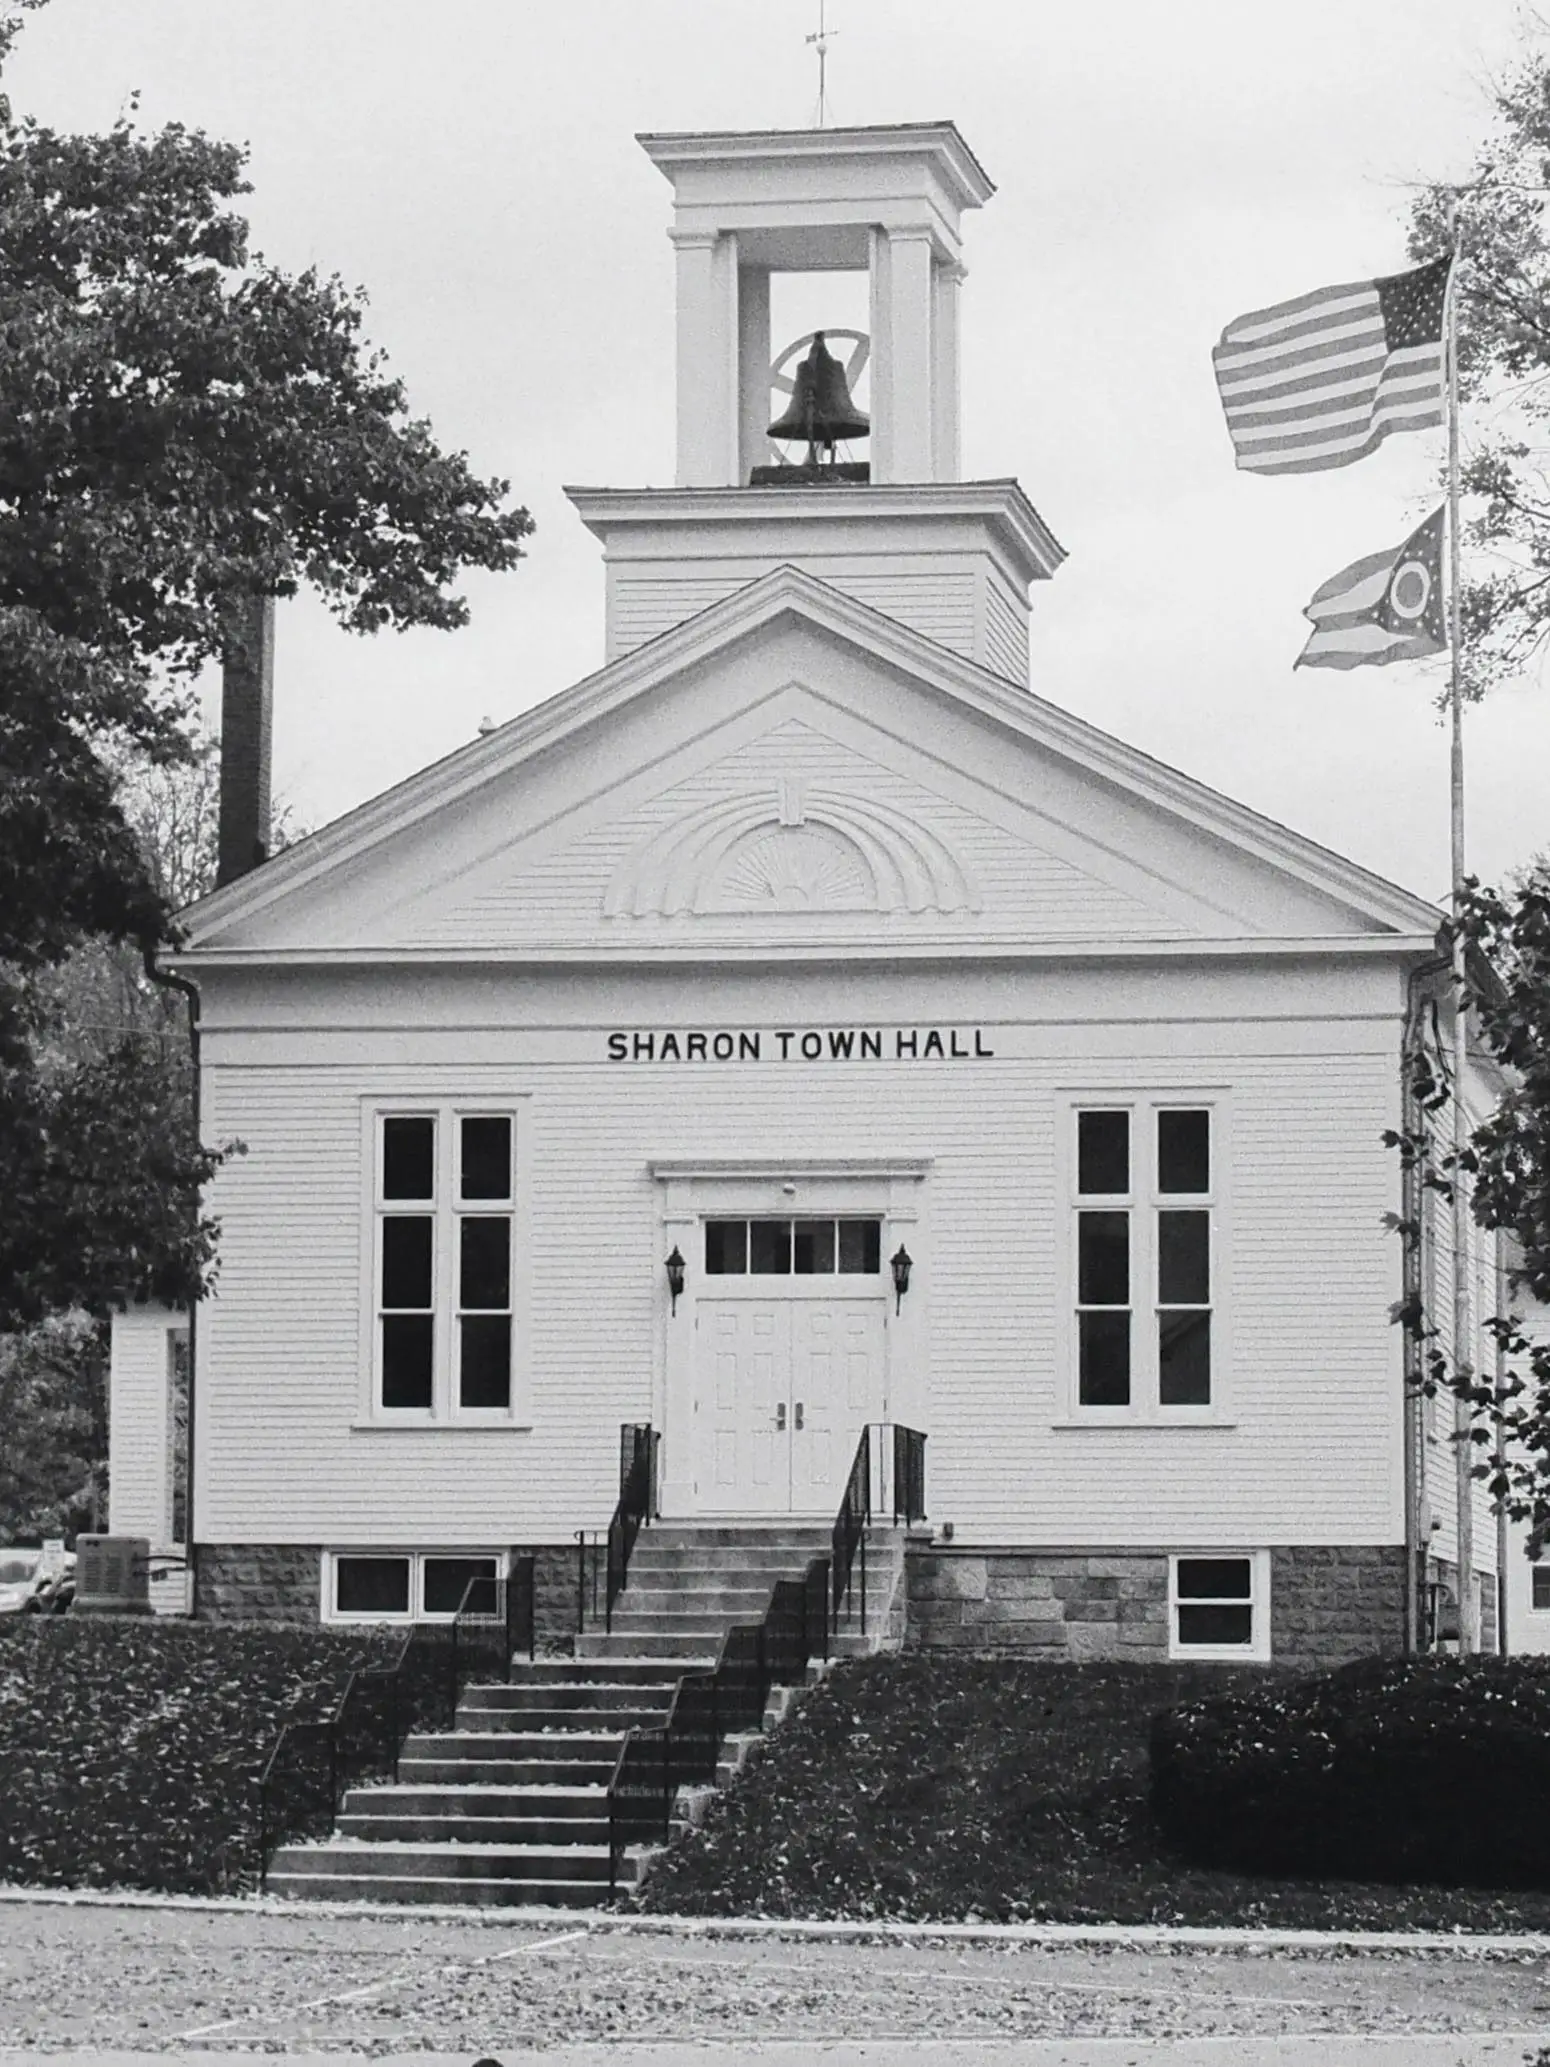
216, 593, 275, 888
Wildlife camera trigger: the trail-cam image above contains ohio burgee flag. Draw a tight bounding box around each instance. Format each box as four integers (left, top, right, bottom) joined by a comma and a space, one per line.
1214, 255, 1450, 474
1295, 506, 1447, 670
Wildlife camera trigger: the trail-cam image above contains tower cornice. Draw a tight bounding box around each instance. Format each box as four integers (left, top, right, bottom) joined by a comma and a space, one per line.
637, 122, 995, 213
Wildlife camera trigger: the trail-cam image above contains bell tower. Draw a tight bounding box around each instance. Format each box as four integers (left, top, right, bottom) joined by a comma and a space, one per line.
641, 122, 985, 488
566, 122, 1064, 683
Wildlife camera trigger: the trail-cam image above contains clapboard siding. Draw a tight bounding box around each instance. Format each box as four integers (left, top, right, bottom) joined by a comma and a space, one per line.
108, 1306, 180, 1542
220, 619, 1412, 958
196, 961, 1406, 1550
610, 567, 981, 667
982, 568, 1029, 686
391, 714, 1192, 951
1420, 1161, 1499, 1569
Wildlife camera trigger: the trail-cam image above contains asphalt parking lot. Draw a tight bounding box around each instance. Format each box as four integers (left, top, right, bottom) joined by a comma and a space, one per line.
3, 1898, 1550, 2063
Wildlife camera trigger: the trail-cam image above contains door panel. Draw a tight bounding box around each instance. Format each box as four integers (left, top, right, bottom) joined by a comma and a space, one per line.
790, 1300, 885, 1510
697, 1301, 790, 1514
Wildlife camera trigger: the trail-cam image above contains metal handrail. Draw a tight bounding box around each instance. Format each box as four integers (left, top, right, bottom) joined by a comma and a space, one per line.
577, 1423, 659, 1634
606, 1552, 830, 1889
258, 1553, 536, 1887
833, 1426, 871, 1634
884, 1422, 928, 1524
450, 1555, 536, 1692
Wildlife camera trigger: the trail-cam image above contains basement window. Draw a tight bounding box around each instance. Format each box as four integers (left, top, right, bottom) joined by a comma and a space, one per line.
1167, 1552, 1269, 1660
328, 1550, 503, 1623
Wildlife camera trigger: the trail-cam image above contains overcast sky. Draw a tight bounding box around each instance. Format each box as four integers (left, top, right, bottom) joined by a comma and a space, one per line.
12, 0, 1548, 903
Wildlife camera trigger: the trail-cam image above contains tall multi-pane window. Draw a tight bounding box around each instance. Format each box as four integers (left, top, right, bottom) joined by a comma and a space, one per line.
456, 1117, 513, 1412
379, 1116, 436, 1410
1156, 1109, 1211, 1406
1071, 1102, 1217, 1415
373, 1109, 516, 1418
1076, 1111, 1131, 1406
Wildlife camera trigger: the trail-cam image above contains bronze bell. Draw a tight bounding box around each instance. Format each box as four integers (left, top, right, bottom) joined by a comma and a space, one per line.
767, 331, 869, 461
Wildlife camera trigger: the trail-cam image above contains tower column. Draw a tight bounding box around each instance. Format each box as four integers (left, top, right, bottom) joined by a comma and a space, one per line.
671, 228, 739, 485
867, 226, 895, 481
884, 228, 934, 483
737, 264, 771, 486
932, 259, 965, 482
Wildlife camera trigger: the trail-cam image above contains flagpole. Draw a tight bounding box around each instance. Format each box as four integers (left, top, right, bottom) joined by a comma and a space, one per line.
1445, 200, 1477, 1654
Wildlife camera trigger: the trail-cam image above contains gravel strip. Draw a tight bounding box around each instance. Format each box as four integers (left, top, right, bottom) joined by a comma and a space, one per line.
0, 1901, 1548, 2054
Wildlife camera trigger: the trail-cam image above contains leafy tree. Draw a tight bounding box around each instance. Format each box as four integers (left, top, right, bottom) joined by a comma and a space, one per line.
0, 1310, 106, 1541
0, 740, 236, 1540
0, 2, 532, 1329
1390, 865, 1550, 1556
1412, 47, 1550, 697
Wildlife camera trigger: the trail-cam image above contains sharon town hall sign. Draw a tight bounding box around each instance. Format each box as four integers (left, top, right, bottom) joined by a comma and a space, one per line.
607, 1026, 996, 1062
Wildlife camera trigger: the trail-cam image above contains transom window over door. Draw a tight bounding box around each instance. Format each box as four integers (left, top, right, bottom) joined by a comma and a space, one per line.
704, 1218, 882, 1275
373, 1108, 519, 1419
1070, 1101, 1218, 1416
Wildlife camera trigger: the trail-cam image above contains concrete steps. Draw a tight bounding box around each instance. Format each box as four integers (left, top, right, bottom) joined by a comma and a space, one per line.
268, 1521, 866, 1908
265, 1837, 635, 1908
263, 1872, 617, 1907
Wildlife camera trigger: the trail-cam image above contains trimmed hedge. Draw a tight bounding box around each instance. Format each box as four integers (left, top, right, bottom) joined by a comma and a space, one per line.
1151, 1654, 1550, 1889
0, 1616, 392, 1894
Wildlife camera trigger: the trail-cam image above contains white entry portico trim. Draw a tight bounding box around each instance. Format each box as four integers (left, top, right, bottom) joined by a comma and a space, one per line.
649, 1156, 929, 1517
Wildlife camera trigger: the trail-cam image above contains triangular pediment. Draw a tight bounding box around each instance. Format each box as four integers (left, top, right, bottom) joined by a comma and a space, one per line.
180, 569, 1439, 964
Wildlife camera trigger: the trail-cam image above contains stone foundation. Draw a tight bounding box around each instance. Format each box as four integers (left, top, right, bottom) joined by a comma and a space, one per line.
196, 1541, 579, 1645
519, 1541, 584, 1654
907, 1544, 1410, 1670
1269, 1546, 1406, 1671
197, 1543, 321, 1622
906, 1549, 1169, 1658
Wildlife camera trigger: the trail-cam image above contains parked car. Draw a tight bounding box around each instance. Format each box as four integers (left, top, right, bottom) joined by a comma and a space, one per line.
24, 1558, 76, 1614
0, 1548, 46, 1613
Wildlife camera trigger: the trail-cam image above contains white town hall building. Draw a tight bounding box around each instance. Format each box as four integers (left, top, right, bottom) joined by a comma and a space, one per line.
108, 120, 1504, 1668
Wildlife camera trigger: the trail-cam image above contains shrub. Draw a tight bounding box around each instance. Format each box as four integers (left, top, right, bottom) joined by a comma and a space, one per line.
1151, 1654, 1550, 1889
0, 1616, 391, 1894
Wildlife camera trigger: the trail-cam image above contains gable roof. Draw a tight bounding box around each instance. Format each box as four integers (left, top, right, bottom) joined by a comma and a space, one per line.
175, 564, 1441, 959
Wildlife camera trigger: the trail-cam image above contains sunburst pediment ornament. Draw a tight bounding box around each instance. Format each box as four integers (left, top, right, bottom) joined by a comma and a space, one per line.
603, 776, 978, 919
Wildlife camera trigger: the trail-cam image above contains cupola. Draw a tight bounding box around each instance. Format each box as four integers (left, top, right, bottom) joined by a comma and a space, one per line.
566, 122, 1064, 684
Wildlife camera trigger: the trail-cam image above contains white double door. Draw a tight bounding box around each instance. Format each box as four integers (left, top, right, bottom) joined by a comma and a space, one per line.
694, 1284, 886, 1515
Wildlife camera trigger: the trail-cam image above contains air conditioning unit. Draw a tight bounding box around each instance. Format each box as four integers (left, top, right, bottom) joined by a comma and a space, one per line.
74, 1535, 151, 1614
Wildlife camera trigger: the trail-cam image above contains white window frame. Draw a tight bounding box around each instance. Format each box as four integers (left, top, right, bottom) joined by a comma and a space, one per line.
1167, 1549, 1269, 1661
358, 1100, 530, 1426
322, 1548, 509, 1624
1530, 1559, 1550, 1613
1056, 1093, 1230, 1423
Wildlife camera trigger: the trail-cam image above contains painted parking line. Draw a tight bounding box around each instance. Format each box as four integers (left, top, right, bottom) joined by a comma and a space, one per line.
174, 1925, 592, 2040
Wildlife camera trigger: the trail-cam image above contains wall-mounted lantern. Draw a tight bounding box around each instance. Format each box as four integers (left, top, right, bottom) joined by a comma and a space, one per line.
890, 1244, 913, 1314
665, 1246, 686, 1315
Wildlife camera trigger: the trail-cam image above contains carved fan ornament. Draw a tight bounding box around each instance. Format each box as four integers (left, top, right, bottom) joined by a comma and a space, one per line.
714, 824, 872, 911
602, 775, 977, 920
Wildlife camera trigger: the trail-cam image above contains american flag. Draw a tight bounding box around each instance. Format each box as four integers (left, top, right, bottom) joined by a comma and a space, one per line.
1213, 255, 1450, 475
